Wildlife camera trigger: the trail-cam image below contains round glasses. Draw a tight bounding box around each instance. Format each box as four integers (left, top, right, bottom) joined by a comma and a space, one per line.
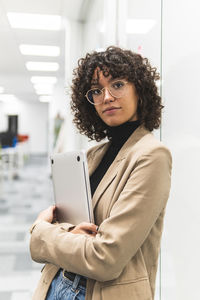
85, 80, 128, 105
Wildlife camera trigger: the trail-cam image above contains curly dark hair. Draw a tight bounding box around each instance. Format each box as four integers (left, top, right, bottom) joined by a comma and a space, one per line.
71, 46, 163, 141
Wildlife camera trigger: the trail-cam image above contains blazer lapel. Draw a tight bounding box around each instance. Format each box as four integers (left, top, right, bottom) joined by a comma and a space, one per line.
92, 157, 124, 210
88, 142, 110, 176
90, 125, 150, 211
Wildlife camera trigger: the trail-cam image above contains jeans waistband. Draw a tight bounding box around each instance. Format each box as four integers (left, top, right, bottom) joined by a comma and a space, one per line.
63, 270, 87, 288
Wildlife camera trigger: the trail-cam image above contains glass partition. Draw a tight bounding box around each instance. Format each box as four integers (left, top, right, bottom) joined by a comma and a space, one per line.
116, 1, 162, 298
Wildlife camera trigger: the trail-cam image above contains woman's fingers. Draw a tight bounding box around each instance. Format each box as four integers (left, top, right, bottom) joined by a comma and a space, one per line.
36, 205, 56, 223
34, 207, 98, 236
70, 222, 99, 236
78, 222, 98, 233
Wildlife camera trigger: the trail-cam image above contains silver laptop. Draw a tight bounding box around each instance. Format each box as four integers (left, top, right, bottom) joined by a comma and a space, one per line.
50, 150, 93, 224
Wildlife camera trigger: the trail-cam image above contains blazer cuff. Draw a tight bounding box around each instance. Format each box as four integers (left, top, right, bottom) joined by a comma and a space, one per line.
29, 220, 47, 234
29, 220, 75, 234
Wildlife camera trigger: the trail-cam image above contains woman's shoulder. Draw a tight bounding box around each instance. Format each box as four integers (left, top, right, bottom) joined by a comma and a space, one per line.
87, 141, 109, 159
141, 131, 170, 152
133, 130, 172, 164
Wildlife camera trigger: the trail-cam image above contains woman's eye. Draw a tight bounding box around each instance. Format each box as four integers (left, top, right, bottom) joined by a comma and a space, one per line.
112, 81, 124, 89
92, 89, 101, 95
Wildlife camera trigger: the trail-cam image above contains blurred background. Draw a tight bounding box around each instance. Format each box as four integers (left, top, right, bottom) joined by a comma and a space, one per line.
0, 0, 199, 299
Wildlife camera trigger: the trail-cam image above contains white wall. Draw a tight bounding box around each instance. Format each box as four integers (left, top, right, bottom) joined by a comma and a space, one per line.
47, 19, 85, 153
0, 102, 7, 131
48, 78, 67, 153
161, 0, 200, 299
19, 100, 48, 154
83, 0, 117, 54
0, 98, 48, 154
126, 0, 161, 71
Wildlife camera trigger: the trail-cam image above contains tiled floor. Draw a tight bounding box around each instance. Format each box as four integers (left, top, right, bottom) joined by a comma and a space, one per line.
0, 155, 54, 300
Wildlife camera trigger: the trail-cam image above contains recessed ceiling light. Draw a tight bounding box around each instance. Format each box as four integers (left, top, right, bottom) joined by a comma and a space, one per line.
19, 45, 60, 57
7, 12, 61, 30
126, 19, 156, 34
0, 94, 18, 102
39, 95, 52, 102
33, 84, 54, 95
0, 86, 5, 93
26, 62, 59, 71
30, 76, 57, 84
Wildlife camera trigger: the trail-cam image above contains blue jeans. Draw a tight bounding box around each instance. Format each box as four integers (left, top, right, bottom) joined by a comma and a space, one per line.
46, 269, 86, 300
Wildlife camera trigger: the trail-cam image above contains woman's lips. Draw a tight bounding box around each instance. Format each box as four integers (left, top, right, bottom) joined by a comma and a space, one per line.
103, 107, 121, 114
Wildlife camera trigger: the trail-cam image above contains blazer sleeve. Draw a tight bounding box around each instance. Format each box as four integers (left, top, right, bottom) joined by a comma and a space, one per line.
30, 146, 172, 282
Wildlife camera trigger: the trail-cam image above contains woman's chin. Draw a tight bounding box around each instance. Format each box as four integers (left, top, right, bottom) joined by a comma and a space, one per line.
101, 115, 127, 127
104, 120, 124, 127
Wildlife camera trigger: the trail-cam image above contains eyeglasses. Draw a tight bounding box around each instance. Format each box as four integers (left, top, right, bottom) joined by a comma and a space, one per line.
85, 80, 128, 105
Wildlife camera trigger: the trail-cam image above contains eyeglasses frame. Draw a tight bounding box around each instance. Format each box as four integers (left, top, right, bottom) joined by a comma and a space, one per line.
85, 80, 129, 105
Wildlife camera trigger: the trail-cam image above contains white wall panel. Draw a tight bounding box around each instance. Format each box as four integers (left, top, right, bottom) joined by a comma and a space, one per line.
18, 100, 48, 154
0, 102, 7, 132
0, 99, 48, 153
161, 0, 200, 299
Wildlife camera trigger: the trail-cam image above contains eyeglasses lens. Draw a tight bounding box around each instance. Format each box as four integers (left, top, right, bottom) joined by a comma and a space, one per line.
86, 81, 127, 105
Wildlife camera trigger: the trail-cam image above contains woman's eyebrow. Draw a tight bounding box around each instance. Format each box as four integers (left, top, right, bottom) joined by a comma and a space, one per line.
111, 77, 124, 82
90, 83, 101, 88
109, 78, 124, 84
91, 78, 123, 88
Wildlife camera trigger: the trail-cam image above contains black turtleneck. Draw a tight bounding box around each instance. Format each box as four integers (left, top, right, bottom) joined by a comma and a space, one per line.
90, 120, 140, 197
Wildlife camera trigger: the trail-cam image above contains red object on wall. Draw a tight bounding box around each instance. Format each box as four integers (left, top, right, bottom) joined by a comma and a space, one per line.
17, 134, 29, 142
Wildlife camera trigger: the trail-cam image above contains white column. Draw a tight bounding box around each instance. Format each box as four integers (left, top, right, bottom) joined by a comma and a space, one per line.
116, 0, 128, 47
53, 17, 85, 152
103, 0, 117, 47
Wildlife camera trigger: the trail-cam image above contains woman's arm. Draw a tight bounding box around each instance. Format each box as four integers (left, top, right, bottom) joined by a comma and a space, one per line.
30, 147, 172, 282
31, 205, 98, 236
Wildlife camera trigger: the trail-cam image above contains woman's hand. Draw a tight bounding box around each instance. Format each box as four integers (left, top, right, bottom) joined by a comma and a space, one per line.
35, 205, 56, 223
70, 222, 98, 237
34, 207, 98, 236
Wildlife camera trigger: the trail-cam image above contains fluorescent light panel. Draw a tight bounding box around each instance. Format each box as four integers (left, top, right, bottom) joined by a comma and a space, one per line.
7, 12, 61, 30
0, 94, 18, 102
34, 84, 54, 95
31, 76, 57, 84
0, 86, 4, 93
39, 95, 52, 102
35, 90, 53, 95
26, 62, 59, 71
19, 44, 60, 57
126, 19, 156, 34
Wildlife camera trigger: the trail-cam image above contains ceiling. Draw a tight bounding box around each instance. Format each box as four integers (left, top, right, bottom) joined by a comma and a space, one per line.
0, 0, 88, 103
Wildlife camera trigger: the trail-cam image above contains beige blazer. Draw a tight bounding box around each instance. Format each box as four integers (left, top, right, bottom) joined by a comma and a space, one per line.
30, 126, 172, 300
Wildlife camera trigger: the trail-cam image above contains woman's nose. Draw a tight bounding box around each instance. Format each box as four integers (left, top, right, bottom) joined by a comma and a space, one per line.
103, 88, 114, 103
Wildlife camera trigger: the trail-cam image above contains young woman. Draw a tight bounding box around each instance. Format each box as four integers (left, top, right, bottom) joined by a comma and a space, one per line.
30, 46, 172, 300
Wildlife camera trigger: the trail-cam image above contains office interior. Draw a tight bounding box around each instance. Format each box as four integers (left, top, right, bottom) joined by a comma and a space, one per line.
0, 0, 199, 299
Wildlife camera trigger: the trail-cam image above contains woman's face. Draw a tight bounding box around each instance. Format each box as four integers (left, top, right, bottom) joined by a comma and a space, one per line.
91, 71, 139, 127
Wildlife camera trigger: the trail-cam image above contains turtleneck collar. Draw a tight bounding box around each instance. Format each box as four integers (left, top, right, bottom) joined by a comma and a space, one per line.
107, 120, 140, 146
